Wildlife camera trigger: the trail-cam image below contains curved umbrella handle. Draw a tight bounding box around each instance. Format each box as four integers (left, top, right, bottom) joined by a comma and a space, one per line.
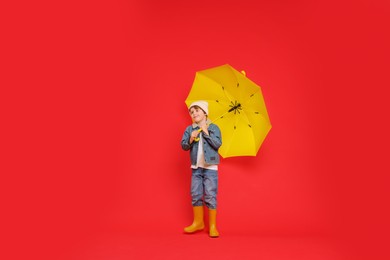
194, 128, 203, 142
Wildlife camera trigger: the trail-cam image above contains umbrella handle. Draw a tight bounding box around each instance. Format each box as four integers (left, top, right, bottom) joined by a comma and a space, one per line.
194, 128, 203, 142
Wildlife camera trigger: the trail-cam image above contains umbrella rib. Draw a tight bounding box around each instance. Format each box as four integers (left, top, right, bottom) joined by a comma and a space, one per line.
241, 90, 270, 123
201, 99, 231, 124
223, 114, 240, 156
210, 110, 231, 124
221, 85, 233, 103
240, 111, 259, 155
199, 72, 234, 104
229, 66, 245, 102
241, 89, 260, 107
241, 107, 269, 122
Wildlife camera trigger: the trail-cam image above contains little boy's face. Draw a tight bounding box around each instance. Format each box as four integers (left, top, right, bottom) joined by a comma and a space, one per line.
189, 106, 206, 123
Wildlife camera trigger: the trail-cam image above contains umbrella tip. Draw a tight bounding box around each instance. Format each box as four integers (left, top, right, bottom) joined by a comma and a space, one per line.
241, 70, 246, 76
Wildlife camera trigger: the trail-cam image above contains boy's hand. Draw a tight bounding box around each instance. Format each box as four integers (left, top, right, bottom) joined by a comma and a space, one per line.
190, 130, 201, 143
191, 130, 200, 138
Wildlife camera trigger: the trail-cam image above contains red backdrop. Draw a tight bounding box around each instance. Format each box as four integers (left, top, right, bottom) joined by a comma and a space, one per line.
2, 0, 389, 259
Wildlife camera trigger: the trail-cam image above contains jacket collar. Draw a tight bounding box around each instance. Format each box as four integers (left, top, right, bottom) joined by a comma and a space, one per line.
192, 119, 211, 128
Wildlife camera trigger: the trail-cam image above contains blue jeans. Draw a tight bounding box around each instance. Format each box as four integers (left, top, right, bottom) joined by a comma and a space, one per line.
191, 168, 218, 209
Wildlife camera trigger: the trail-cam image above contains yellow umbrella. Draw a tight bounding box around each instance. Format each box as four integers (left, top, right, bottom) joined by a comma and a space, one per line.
185, 64, 272, 158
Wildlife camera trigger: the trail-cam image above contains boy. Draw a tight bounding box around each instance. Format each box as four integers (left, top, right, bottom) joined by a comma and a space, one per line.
181, 100, 222, 238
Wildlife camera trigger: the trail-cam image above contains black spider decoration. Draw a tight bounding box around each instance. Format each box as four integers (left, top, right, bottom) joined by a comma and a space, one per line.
228, 101, 242, 114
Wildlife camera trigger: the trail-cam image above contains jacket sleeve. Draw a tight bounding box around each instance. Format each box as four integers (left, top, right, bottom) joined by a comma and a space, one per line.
203, 124, 222, 150
181, 126, 193, 151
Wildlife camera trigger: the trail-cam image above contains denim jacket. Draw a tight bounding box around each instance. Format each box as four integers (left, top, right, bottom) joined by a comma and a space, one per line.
181, 123, 222, 165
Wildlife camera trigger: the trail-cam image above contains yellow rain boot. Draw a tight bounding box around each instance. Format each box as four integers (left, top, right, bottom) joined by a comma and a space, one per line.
184, 206, 205, 233
209, 209, 219, 238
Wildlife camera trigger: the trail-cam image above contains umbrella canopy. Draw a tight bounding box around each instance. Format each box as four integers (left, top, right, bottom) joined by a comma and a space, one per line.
185, 64, 272, 158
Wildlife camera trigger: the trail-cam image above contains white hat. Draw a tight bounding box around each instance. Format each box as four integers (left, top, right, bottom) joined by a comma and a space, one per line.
189, 100, 208, 115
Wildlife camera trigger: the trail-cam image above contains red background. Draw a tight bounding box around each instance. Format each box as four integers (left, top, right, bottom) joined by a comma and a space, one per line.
2, 0, 390, 259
